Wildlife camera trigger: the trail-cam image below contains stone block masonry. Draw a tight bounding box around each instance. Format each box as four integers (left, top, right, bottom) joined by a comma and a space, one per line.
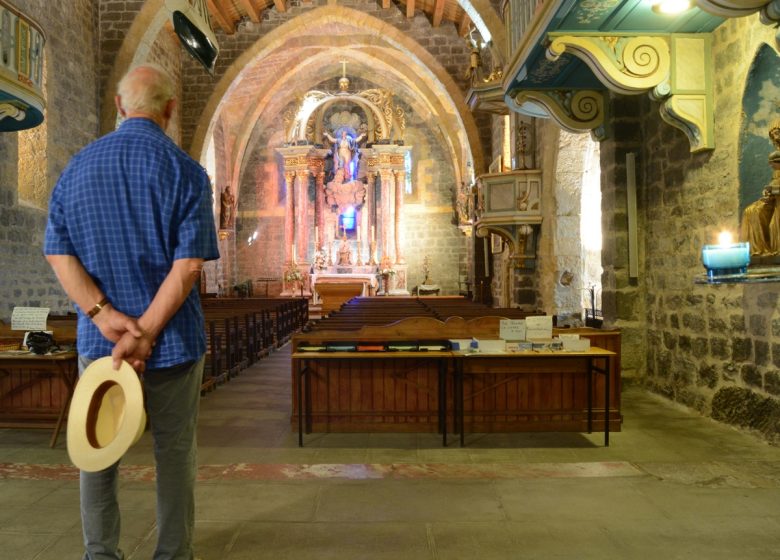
0, 0, 100, 320
617, 15, 780, 440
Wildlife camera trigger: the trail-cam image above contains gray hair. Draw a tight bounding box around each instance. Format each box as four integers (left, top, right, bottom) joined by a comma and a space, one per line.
117, 63, 175, 116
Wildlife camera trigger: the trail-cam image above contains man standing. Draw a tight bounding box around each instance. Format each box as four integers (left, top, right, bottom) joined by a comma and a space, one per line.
44, 63, 219, 560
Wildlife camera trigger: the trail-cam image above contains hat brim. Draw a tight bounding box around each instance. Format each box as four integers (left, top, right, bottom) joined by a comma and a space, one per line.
67, 357, 146, 472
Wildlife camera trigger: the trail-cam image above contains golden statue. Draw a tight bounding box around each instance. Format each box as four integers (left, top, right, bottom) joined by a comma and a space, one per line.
741, 117, 780, 258
741, 188, 776, 255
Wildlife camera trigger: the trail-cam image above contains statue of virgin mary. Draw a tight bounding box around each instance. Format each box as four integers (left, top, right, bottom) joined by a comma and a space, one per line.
324, 128, 365, 182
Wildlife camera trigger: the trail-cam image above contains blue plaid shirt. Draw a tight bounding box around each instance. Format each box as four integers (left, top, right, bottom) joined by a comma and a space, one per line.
44, 118, 220, 368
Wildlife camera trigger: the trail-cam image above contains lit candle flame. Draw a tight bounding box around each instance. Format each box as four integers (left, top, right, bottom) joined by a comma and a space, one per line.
717, 231, 734, 246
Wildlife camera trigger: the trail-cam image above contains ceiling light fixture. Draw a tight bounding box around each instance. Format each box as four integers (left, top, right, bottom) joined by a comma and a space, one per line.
651, 0, 693, 15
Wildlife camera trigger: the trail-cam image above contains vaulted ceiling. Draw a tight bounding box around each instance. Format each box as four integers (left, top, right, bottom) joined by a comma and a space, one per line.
206, 0, 475, 36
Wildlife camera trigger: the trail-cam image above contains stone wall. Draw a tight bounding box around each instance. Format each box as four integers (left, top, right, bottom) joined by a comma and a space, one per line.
0, 0, 99, 321
599, 94, 645, 379
532, 120, 555, 313
97, 0, 145, 106
610, 15, 780, 439
145, 28, 183, 144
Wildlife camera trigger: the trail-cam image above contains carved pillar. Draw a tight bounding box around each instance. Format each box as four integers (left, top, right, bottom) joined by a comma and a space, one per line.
315, 171, 325, 249
295, 169, 309, 263
379, 169, 394, 260
394, 170, 405, 264
368, 171, 378, 265
284, 171, 295, 264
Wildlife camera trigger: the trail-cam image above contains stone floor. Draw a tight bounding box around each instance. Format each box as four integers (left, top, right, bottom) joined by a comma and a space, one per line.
2, 344, 780, 559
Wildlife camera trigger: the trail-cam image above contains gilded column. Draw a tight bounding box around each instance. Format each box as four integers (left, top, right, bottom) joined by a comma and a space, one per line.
379, 169, 394, 260
284, 171, 295, 264
367, 171, 377, 265
315, 171, 325, 249
394, 170, 405, 264
295, 169, 310, 263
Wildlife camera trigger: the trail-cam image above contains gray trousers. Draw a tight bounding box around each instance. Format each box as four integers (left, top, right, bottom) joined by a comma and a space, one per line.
78, 355, 204, 560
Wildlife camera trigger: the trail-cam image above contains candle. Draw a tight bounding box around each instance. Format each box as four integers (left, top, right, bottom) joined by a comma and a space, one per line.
701, 238, 750, 278
371, 225, 375, 242
315, 226, 319, 245
357, 225, 361, 241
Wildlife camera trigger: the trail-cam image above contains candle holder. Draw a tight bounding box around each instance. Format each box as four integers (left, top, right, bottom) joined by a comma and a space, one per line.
356, 240, 363, 266
702, 242, 750, 279
368, 241, 377, 266
326, 241, 333, 267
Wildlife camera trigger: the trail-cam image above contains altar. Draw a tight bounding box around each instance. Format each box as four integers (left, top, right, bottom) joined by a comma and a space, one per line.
311, 272, 378, 315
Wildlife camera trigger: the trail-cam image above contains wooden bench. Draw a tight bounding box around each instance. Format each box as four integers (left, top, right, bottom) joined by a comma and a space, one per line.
292, 316, 621, 438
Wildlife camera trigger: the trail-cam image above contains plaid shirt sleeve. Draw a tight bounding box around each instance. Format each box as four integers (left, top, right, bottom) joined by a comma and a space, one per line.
43, 171, 77, 256
173, 167, 220, 262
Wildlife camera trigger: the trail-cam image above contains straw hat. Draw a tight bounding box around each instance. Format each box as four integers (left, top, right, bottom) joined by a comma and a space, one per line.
67, 357, 146, 472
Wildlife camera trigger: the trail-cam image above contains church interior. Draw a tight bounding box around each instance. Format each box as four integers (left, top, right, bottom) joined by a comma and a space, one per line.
2, 0, 780, 558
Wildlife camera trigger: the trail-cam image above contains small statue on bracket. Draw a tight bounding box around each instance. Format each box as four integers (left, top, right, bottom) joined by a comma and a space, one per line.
740, 117, 780, 261
219, 185, 235, 229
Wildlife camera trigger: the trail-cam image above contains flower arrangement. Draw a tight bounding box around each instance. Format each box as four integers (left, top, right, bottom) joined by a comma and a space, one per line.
313, 250, 327, 271
378, 255, 395, 277
284, 267, 303, 283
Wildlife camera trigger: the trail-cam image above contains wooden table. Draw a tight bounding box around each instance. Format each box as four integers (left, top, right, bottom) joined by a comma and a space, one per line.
293, 351, 451, 447
0, 350, 78, 447
453, 348, 616, 447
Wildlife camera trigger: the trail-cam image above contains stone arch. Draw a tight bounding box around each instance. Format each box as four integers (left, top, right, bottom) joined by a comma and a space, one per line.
189, 5, 484, 178
99, 0, 168, 135
228, 46, 471, 198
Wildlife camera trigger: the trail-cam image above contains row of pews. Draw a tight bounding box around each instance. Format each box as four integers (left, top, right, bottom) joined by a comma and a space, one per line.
200, 297, 308, 391
292, 296, 621, 439
4, 296, 309, 395
309, 295, 543, 330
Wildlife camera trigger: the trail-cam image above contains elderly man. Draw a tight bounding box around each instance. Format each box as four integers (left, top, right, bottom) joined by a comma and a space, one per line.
44, 63, 219, 560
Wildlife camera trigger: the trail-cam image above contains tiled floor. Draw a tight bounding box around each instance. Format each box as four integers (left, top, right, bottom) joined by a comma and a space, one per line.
2, 344, 780, 559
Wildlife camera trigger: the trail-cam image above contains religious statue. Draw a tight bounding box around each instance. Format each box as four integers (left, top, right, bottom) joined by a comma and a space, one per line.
741, 188, 776, 255
741, 117, 780, 259
220, 185, 235, 229
337, 235, 353, 266
453, 181, 473, 226
464, 30, 482, 86
324, 129, 365, 182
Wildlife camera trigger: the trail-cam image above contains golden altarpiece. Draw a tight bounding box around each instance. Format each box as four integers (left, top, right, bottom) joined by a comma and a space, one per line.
276, 74, 412, 301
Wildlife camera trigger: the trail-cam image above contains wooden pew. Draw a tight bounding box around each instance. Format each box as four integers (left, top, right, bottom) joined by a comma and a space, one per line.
292, 314, 621, 437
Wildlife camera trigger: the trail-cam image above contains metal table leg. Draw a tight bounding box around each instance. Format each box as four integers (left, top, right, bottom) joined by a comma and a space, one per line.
587, 358, 593, 434
297, 359, 304, 447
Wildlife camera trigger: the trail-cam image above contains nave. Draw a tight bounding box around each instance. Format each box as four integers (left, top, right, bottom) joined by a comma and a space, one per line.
2, 345, 780, 559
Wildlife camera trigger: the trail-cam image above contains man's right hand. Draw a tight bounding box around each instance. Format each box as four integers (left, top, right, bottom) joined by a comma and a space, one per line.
111, 329, 155, 373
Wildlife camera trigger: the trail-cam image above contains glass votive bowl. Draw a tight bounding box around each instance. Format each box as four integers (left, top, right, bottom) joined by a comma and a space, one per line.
701, 242, 750, 278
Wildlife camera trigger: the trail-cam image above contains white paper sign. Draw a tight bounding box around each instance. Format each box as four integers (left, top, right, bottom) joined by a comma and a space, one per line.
526, 315, 553, 340
500, 319, 526, 341
11, 307, 50, 331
